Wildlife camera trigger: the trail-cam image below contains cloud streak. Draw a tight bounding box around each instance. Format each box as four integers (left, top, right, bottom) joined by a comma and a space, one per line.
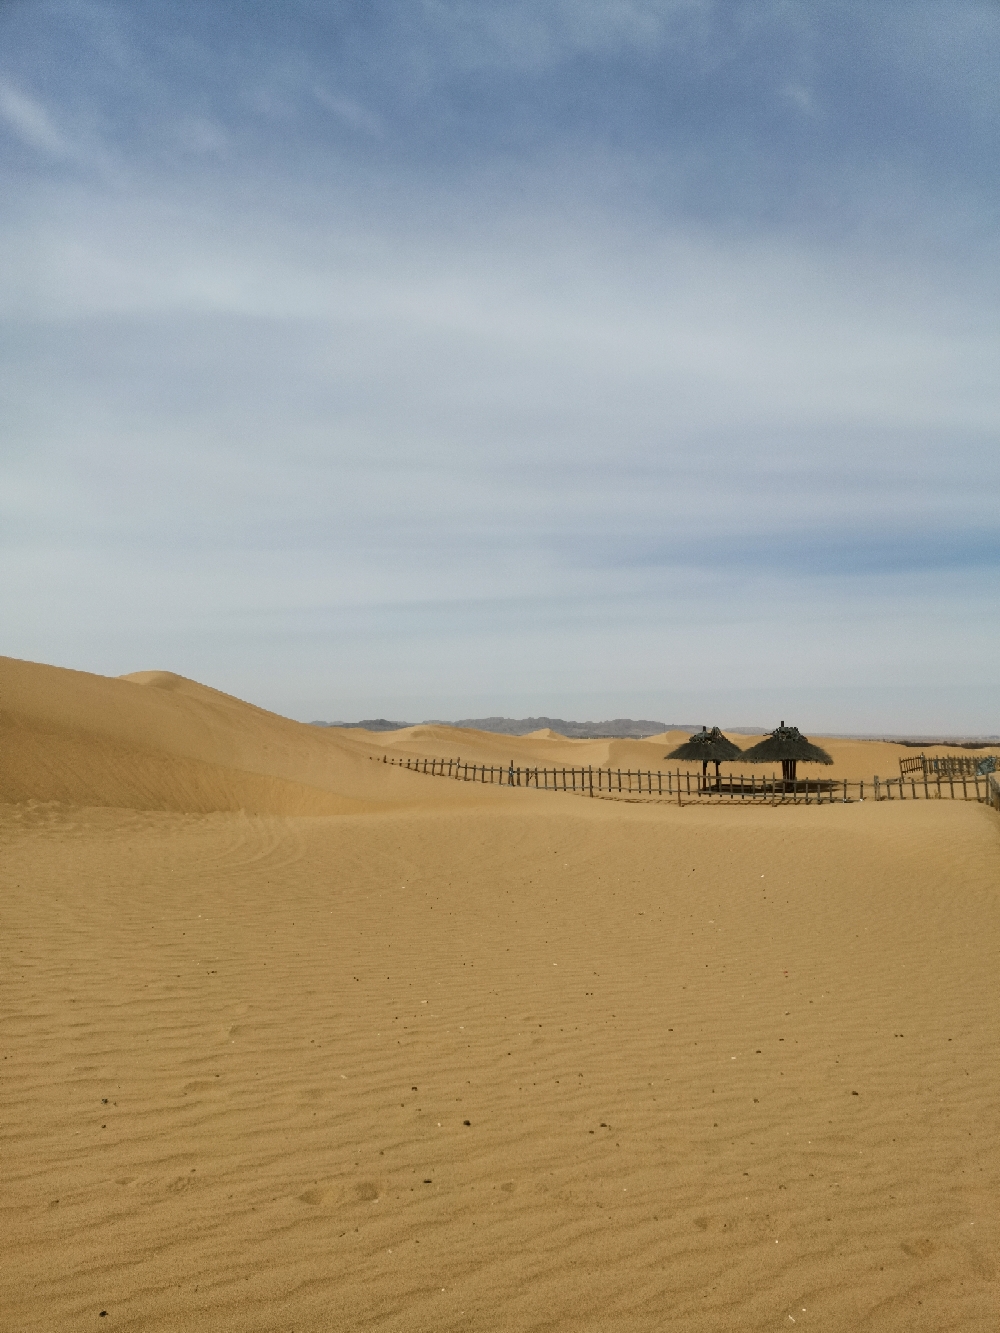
0, 78, 69, 156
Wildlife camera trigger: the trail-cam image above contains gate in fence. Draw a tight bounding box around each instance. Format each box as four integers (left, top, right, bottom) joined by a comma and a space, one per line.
370, 753, 996, 805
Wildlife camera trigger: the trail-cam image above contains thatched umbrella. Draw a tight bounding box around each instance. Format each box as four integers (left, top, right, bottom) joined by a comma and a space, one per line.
741, 721, 833, 783
666, 726, 743, 779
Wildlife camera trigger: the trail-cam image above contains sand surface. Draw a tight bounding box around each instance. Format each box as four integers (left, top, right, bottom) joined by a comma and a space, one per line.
3, 656, 999, 1331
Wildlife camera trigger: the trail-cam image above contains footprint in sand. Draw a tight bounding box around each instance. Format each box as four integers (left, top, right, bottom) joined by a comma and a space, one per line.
694, 1216, 710, 1231
901, 1239, 936, 1259
299, 1188, 326, 1205
356, 1182, 380, 1202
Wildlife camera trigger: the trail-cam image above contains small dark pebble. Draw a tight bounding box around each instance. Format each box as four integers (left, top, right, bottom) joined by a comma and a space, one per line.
102, 1099, 108, 1105
852, 1091, 859, 1096
463, 1120, 471, 1126
423, 1179, 432, 1184
99, 1313, 107, 1318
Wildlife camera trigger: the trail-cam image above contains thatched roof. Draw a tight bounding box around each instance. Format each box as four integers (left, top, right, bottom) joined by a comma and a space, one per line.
666, 726, 743, 763
741, 722, 833, 766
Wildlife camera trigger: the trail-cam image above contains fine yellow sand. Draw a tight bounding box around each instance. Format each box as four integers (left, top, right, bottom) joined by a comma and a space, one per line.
3, 656, 999, 1331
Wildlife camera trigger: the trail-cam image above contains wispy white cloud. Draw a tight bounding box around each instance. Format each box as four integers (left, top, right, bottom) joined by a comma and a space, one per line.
0, 78, 69, 157
175, 117, 229, 155
417, 0, 709, 72
312, 88, 382, 137
780, 81, 815, 114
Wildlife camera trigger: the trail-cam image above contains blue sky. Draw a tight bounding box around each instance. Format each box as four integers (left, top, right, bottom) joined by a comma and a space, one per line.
2, 1, 998, 729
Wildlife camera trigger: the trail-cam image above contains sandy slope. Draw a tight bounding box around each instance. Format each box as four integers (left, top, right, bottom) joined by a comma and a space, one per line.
2, 657, 999, 1332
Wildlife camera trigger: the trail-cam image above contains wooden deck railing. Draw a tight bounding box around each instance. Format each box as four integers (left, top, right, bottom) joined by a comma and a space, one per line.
370, 754, 996, 805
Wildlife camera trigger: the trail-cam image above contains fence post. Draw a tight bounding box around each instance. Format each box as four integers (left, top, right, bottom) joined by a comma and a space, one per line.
589, 766, 594, 797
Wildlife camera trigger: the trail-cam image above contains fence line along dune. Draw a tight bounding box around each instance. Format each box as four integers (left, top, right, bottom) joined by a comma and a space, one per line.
3, 654, 1000, 1333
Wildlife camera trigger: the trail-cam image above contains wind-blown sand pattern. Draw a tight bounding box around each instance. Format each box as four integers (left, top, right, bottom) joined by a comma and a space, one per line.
3, 657, 999, 1331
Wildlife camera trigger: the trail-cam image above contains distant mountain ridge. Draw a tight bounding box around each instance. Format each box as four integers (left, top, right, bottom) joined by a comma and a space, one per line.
310, 719, 412, 732
310, 717, 701, 738
308, 718, 1000, 742
440, 717, 690, 738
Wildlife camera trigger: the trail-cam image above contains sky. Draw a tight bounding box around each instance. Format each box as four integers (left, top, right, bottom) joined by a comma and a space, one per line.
2, 1, 998, 731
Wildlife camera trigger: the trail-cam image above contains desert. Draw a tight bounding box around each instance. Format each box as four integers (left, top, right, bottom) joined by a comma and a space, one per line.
2, 654, 999, 1332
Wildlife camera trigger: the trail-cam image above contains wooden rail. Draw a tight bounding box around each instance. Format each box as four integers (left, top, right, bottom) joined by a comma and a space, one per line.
899, 753, 997, 779
369, 754, 995, 805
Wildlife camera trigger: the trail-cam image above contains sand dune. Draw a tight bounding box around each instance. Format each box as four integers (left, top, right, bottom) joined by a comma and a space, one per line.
0, 656, 451, 815
3, 657, 999, 1331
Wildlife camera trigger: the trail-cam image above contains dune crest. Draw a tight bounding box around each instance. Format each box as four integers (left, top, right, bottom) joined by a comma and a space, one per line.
1, 657, 408, 815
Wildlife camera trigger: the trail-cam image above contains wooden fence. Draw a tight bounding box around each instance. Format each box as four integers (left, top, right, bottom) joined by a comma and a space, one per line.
371, 753, 996, 805
899, 753, 997, 779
